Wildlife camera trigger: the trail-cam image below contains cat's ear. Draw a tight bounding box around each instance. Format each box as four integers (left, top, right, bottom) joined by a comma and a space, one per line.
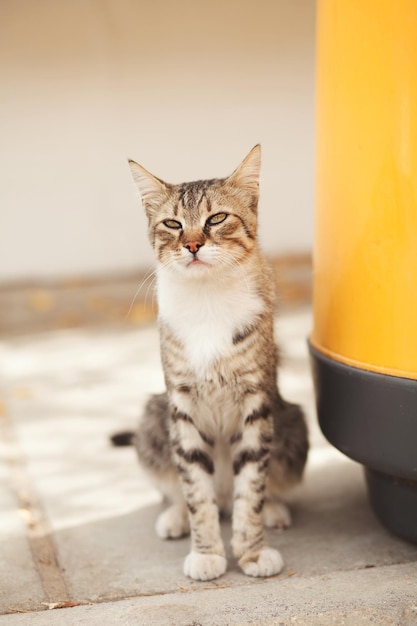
128, 159, 170, 215
227, 144, 261, 194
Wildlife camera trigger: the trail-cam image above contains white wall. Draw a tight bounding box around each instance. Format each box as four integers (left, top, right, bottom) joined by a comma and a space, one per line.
0, 0, 316, 283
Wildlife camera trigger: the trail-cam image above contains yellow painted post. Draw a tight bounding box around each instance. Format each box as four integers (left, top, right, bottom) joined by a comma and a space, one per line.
310, 0, 417, 542
312, 0, 417, 379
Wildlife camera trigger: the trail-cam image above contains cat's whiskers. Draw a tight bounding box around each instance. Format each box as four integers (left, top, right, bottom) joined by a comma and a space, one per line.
159, 255, 183, 273
125, 265, 158, 321
128, 257, 181, 320
216, 250, 252, 291
143, 273, 157, 312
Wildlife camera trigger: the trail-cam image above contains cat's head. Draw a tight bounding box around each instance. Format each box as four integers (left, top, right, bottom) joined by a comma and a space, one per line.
128, 145, 261, 277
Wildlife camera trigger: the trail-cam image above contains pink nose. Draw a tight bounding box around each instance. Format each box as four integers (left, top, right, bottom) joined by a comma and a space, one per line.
184, 241, 203, 254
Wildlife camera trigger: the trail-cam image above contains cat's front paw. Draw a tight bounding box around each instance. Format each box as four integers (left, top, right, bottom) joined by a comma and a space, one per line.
239, 547, 284, 578
155, 504, 190, 539
183, 551, 227, 581
263, 500, 292, 529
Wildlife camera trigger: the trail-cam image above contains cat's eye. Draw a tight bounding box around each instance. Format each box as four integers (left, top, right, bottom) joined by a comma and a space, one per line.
162, 219, 182, 230
206, 213, 228, 226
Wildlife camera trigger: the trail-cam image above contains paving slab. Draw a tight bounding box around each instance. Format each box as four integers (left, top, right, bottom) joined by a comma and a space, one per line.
0, 453, 46, 613
12, 449, 416, 606
1, 562, 416, 625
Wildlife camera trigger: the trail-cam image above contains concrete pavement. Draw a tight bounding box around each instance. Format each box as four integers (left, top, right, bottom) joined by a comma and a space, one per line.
1, 309, 416, 624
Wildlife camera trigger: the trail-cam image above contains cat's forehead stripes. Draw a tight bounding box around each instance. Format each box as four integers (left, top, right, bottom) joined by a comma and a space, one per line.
173, 179, 222, 217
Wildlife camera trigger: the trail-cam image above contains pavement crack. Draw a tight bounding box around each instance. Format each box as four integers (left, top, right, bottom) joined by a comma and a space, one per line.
0, 409, 70, 604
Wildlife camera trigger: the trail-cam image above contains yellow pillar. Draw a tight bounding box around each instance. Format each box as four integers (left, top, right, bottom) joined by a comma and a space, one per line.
310, 0, 417, 544
311, 0, 417, 380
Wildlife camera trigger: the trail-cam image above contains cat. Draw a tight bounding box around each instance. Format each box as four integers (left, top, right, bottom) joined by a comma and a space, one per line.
117, 145, 308, 581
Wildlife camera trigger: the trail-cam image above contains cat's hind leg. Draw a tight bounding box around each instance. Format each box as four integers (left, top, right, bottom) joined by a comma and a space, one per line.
155, 502, 190, 539
152, 467, 190, 539
264, 396, 309, 529
263, 498, 292, 529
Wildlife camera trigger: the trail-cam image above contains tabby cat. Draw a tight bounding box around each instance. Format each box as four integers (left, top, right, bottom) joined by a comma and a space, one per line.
123, 145, 308, 581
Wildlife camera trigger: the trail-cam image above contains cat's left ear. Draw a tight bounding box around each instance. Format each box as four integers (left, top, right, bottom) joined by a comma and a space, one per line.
128, 159, 170, 216
227, 144, 261, 194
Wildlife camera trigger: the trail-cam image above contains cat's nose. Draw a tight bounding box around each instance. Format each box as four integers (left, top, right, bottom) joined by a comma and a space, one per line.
184, 241, 203, 255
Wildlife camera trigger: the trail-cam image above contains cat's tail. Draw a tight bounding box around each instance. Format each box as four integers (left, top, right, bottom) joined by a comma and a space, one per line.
110, 430, 135, 446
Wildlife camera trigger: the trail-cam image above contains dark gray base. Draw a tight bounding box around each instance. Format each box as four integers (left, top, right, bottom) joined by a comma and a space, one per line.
366, 468, 417, 543
309, 341, 417, 544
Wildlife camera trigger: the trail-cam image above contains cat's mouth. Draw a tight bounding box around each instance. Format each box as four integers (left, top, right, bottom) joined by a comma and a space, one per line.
189, 258, 207, 265
187, 258, 210, 268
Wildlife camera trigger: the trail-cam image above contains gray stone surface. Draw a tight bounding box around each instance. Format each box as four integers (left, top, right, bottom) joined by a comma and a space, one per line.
0, 465, 46, 613
1, 563, 417, 625
1, 309, 417, 623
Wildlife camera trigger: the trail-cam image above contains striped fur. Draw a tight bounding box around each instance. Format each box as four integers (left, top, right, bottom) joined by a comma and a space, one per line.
128, 146, 308, 581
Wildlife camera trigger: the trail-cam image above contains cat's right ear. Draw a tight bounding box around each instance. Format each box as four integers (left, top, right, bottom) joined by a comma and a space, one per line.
128, 159, 169, 216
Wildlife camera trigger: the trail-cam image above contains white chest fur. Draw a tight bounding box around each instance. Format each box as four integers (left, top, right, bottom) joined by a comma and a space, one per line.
157, 267, 264, 378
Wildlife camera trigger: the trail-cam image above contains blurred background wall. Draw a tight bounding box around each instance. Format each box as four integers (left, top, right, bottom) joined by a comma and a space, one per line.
0, 0, 316, 285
